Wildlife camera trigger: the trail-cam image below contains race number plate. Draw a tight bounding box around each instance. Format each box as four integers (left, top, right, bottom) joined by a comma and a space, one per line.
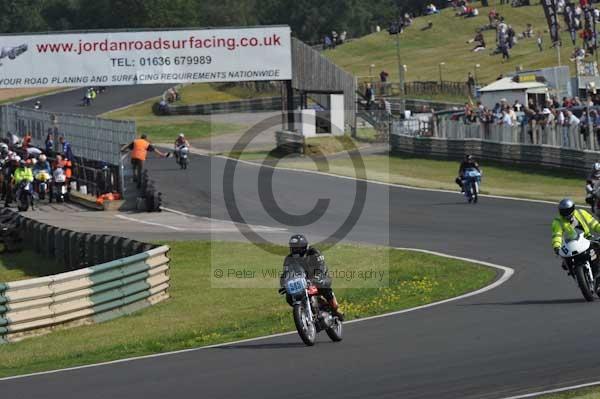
286, 278, 306, 295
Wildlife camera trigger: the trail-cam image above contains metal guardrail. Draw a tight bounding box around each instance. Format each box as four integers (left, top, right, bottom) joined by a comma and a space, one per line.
0, 210, 170, 343
155, 96, 288, 116
390, 133, 598, 174
0, 105, 135, 167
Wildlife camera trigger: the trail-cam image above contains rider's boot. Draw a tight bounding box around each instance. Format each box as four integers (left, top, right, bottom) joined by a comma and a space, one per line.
328, 296, 344, 321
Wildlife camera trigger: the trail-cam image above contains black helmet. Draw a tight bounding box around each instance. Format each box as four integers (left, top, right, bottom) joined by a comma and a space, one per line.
558, 198, 575, 219
465, 154, 473, 161
289, 234, 308, 256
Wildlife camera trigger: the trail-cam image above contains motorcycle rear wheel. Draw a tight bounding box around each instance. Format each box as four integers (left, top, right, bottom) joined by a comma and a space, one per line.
325, 317, 343, 342
293, 304, 316, 346
575, 264, 595, 302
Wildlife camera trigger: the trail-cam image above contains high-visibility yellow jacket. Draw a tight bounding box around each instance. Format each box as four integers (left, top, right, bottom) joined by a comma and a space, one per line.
13, 167, 33, 185
551, 209, 600, 249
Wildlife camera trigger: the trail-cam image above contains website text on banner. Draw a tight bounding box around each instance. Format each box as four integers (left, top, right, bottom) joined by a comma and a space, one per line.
0, 26, 292, 88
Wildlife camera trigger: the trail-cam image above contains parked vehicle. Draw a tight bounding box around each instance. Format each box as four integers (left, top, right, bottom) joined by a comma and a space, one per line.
34, 171, 51, 201
16, 181, 33, 211
51, 168, 68, 203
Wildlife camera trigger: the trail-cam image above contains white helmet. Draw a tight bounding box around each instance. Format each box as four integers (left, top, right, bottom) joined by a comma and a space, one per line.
0, 143, 8, 151
39, 154, 47, 162
179, 133, 185, 138
594, 162, 600, 172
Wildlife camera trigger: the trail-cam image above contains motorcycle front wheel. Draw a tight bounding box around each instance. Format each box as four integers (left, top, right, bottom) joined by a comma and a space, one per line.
293, 303, 316, 346
575, 264, 595, 302
17, 195, 29, 212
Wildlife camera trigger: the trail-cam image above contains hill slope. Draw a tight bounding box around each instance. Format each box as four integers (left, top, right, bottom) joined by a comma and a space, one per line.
325, 3, 582, 85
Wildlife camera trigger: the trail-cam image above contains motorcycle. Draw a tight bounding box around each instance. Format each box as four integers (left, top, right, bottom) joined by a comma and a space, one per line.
16, 181, 33, 212
177, 145, 189, 169
34, 171, 51, 201
462, 168, 482, 204
281, 264, 343, 346
50, 168, 68, 203
559, 232, 599, 302
586, 180, 600, 217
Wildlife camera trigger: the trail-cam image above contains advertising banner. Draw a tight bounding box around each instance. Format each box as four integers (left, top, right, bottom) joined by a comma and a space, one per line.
0, 26, 292, 88
541, 0, 560, 44
563, 1, 577, 45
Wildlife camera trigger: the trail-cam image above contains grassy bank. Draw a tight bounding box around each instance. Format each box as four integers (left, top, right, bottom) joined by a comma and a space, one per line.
277, 153, 584, 203
0, 249, 64, 283
326, 3, 577, 85
0, 240, 495, 378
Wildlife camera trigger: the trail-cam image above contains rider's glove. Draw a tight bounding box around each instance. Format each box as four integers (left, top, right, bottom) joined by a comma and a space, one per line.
554, 247, 560, 256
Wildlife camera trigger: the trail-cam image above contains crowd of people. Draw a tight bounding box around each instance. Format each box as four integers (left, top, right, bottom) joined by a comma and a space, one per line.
459, 94, 600, 144
322, 30, 348, 50
0, 131, 75, 209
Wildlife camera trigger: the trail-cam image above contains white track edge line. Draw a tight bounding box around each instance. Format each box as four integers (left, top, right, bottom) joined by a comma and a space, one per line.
115, 214, 184, 231
0, 248, 513, 382
500, 381, 600, 398
160, 206, 288, 231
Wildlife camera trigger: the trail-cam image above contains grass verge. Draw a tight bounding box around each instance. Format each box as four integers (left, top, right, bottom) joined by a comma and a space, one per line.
0, 240, 495, 378
101, 98, 243, 142
278, 153, 584, 203
537, 386, 600, 399
0, 249, 64, 283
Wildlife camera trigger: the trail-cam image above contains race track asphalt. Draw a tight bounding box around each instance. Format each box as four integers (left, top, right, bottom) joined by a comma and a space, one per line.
2, 88, 596, 399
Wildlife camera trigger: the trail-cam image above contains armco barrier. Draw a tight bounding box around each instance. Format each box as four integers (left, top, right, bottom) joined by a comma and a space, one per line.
390, 134, 597, 174
154, 96, 288, 116
0, 209, 170, 342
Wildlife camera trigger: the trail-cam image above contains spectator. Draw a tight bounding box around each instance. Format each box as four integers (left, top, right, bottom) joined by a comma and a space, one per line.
467, 72, 475, 90
537, 32, 543, 52
501, 109, 513, 126
59, 136, 74, 161
45, 132, 54, 156
380, 70, 389, 83
425, 3, 439, 15
339, 31, 347, 44
514, 100, 523, 112
365, 83, 375, 109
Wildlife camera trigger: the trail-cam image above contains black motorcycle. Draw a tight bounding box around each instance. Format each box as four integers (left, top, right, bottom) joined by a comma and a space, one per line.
16, 181, 33, 212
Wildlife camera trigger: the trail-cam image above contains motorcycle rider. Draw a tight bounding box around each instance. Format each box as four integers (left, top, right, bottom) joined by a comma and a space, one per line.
455, 154, 481, 192
586, 162, 600, 207
9, 159, 34, 209
280, 234, 344, 320
552, 199, 600, 264
174, 133, 190, 162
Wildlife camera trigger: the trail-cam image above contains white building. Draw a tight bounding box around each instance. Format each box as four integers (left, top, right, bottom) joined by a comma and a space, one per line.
479, 77, 548, 109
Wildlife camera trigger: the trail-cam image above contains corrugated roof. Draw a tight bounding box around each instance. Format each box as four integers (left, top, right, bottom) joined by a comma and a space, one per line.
479, 77, 547, 92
